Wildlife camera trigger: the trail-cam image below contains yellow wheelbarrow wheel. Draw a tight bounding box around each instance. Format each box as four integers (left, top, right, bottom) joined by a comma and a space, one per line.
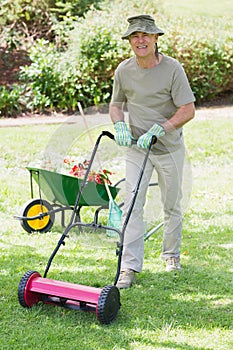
20, 199, 55, 233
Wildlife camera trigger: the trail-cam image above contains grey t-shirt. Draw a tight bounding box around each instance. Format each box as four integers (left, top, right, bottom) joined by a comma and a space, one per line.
111, 54, 195, 154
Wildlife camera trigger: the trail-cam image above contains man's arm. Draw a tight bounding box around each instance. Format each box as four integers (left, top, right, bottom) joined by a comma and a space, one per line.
109, 103, 125, 124
109, 103, 133, 146
162, 102, 195, 133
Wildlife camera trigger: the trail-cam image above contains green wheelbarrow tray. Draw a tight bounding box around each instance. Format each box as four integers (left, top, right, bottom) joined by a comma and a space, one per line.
27, 167, 119, 207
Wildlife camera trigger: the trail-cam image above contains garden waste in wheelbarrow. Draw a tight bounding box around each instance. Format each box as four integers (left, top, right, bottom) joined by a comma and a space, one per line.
17, 131, 157, 324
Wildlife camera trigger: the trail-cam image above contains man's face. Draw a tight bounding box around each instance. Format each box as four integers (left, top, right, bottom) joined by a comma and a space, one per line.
129, 32, 158, 58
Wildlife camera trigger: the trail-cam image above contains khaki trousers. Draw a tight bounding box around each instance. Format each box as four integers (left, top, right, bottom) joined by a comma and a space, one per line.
121, 144, 185, 272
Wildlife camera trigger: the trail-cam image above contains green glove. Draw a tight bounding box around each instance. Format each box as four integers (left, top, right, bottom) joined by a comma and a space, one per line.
114, 121, 133, 147
137, 123, 165, 149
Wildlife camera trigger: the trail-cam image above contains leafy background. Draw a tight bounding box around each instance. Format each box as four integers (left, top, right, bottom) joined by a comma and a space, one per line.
0, 0, 232, 116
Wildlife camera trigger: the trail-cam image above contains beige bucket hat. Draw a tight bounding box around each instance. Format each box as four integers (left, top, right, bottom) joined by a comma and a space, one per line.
121, 14, 164, 40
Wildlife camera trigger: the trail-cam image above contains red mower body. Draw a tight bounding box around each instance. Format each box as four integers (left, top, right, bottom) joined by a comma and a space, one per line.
18, 270, 120, 325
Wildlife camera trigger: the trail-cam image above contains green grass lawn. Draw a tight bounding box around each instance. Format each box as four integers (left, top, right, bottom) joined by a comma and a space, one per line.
0, 112, 232, 349
161, 0, 232, 17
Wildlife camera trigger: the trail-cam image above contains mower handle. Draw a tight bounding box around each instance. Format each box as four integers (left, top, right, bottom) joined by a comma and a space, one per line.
101, 131, 115, 140
132, 135, 157, 146
102, 131, 157, 146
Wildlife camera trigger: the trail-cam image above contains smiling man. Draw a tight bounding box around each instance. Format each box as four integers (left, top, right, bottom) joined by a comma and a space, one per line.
110, 15, 195, 288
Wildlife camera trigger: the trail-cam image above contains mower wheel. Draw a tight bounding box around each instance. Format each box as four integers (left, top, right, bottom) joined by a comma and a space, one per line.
18, 270, 41, 307
20, 199, 55, 233
97, 285, 120, 324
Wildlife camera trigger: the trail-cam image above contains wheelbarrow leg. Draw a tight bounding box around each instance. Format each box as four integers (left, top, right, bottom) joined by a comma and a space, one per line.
144, 222, 163, 241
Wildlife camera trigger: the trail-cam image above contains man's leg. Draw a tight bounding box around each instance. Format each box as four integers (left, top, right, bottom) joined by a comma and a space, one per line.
155, 146, 185, 264
120, 147, 153, 273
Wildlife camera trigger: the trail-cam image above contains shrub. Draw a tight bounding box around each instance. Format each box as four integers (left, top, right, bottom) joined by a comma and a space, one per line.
0, 85, 24, 117
15, 0, 160, 111
1, 1, 232, 115
0, 0, 53, 49
157, 15, 233, 103
35, 7, 233, 109
50, 0, 103, 19
19, 39, 65, 111
68, 0, 160, 106
0, 0, 104, 50
19, 39, 86, 112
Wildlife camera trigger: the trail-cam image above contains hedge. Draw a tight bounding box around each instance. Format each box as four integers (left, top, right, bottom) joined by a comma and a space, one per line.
0, 0, 232, 116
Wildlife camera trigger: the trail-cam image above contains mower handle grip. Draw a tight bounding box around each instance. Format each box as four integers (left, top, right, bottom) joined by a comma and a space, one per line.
132, 135, 157, 146
102, 131, 115, 140
102, 131, 157, 146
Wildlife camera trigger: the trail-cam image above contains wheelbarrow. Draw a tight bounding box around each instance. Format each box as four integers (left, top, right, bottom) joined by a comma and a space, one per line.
16, 162, 161, 239
17, 166, 119, 233
17, 131, 158, 324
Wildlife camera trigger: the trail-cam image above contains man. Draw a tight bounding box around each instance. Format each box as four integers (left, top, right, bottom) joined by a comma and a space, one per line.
110, 14, 195, 288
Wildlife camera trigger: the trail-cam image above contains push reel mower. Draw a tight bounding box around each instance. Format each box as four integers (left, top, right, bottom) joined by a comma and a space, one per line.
18, 131, 156, 324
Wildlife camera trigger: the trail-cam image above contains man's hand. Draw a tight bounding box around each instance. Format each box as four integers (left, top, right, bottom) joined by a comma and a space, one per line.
137, 123, 165, 148
114, 121, 133, 147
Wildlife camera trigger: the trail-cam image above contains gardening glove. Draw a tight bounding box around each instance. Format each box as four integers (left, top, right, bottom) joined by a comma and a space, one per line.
114, 121, 133, 147
137, 123, 165, 149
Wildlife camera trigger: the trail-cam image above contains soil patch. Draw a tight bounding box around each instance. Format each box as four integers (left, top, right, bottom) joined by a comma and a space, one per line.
0, 47, 30, 87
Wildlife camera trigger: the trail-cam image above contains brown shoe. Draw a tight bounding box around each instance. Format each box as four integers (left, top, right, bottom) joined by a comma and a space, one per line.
166, 257, 181, 272
116, 269, 136, 289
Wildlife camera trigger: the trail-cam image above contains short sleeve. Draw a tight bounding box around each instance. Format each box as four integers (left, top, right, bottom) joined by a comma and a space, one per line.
110, 68, 127, 107
171, 63, 195, 107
